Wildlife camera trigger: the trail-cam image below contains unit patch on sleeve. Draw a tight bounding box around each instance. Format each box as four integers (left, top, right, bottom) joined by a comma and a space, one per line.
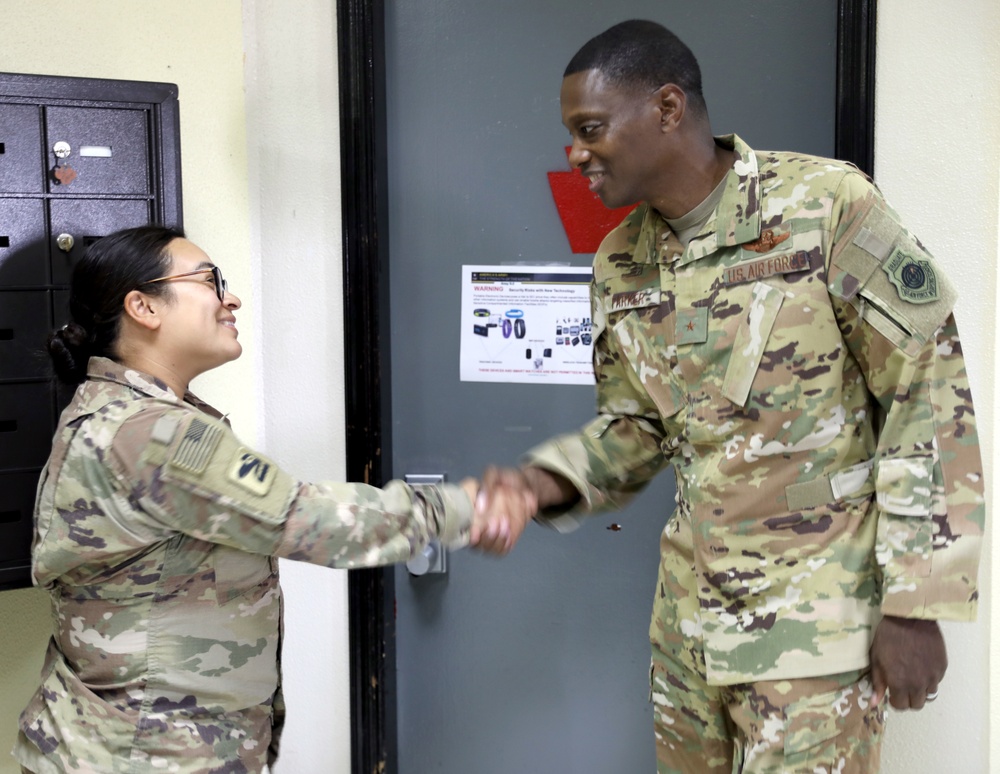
883, 247, 939, 304
228, 447, 277, 496
169, 417, 223, 475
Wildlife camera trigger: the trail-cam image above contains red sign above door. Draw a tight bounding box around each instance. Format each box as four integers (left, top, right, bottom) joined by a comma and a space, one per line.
547, 147, 637, 254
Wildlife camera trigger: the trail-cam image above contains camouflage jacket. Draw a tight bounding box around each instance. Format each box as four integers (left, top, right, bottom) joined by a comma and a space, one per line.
15, 357, 472, 774
525, 135, 984, 685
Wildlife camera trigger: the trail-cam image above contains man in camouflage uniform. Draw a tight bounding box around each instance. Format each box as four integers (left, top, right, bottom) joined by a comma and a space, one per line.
14, 357, 475, 773
483, 20, 984, 773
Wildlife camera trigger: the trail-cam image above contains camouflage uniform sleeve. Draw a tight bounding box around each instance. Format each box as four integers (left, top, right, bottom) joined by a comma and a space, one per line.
828, 171, 984, 620
523, 276, 671, 528
109, 406, 473, 568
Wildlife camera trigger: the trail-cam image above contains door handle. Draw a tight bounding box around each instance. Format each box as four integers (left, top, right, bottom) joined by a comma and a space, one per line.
404, 473, 448, 576
407, 541, 446, 576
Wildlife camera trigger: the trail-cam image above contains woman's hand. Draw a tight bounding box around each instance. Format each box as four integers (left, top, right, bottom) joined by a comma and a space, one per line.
468, 467, 539, 555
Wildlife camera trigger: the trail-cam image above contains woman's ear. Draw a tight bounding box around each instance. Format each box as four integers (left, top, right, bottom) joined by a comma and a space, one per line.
122, 289, 163, 332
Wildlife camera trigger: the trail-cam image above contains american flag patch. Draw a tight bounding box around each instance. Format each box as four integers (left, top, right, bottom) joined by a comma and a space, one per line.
170, 418, 223, 475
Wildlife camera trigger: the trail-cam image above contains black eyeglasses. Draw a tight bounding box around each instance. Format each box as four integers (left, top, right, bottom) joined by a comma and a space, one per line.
142, 266, 228, 302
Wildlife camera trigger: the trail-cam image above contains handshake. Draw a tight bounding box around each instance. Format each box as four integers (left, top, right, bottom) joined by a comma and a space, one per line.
457, 465, 579, 556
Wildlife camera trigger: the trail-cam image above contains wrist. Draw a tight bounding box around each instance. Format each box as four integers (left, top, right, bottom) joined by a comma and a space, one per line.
521, 466, 577, 511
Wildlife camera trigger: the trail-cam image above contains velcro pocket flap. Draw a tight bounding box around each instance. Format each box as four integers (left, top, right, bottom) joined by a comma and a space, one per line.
860, 233, 957, 344
722, 281, 784, 406
214, 545, 274, 604
828, 194, 901, 301
613, 312, 685, 419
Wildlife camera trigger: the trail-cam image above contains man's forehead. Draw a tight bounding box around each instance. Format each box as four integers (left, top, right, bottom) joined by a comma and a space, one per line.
562, 68, 612, 95
560, 69, 640, 115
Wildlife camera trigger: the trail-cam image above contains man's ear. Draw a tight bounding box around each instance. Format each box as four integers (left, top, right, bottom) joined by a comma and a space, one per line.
655, 83, 686, 133
122, 289, 163, 332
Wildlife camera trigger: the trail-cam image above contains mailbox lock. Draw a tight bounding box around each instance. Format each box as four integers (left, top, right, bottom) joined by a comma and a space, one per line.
56, 233, 75, 253
53, 141, 72, 159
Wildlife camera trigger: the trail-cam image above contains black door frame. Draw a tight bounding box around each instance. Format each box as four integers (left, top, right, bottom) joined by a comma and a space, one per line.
337, 2, 877, 771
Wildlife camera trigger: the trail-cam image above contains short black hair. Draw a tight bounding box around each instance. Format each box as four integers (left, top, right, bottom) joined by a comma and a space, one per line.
48, 225, 184, 384
564, 20, 706, 116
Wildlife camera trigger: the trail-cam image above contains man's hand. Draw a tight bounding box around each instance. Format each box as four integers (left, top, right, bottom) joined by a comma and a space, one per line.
869, 615, 947, 710
468, 466, 539, 555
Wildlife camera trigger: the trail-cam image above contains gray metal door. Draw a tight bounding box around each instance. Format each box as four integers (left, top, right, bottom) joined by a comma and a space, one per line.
386, 4, 837, 771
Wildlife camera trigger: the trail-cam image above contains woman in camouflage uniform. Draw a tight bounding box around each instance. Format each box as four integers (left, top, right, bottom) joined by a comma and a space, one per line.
14, 226, 529, 773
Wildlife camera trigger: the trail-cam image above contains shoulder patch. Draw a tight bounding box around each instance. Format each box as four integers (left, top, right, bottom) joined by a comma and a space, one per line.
883, 248, 939, 304
160, 414, 296, 526
831, 192, 955, 343
169, 417, 223, 475
228, 448, 277, 496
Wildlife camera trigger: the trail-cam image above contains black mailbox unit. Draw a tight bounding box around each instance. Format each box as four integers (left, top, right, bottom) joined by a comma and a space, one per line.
0, 73, 181, 590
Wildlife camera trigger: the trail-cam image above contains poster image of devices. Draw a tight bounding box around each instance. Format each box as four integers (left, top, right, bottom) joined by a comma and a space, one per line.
460, 264, 595, 385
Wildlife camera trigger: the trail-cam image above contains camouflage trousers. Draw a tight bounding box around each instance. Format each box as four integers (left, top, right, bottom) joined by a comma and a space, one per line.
650, 642, 885, 773
649, 505, 886, 772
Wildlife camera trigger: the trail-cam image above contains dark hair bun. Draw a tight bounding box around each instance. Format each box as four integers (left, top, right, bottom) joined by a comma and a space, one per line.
47, 322, 92, 385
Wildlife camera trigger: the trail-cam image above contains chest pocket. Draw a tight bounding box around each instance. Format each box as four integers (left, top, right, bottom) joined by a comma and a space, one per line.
721, 281, 785, 406
214, 544, 276, 605
605, 273, 685, 420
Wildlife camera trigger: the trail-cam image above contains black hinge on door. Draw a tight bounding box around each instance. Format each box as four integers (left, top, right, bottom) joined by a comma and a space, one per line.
835, 0, 878, 177
337, 0, 400, 772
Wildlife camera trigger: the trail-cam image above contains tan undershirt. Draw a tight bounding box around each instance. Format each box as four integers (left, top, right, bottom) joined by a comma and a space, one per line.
665, 169, 729, 248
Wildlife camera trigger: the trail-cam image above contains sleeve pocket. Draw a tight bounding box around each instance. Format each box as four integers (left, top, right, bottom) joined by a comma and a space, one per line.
876, 457, 934, 517
722, 281, 784, 406
876, 456, 935, 577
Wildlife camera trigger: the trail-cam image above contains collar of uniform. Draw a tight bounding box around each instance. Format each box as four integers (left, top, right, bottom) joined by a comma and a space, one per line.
631, 205, 685, 266
83, 356, 225, 421
86, 356, 179, 401
713, 133, 761, 248
632, 204, 659, 265
634, 135, 761, 268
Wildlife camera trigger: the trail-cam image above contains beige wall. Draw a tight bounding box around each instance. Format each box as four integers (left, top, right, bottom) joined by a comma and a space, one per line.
1, 2, 997, 773
241, 0, 351, 771
874, 1, 999, 772
0, 2, 257, 425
